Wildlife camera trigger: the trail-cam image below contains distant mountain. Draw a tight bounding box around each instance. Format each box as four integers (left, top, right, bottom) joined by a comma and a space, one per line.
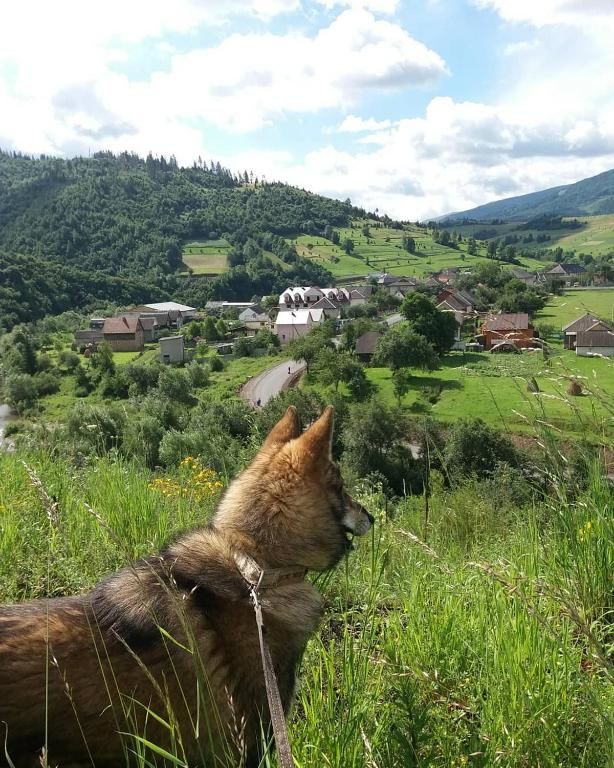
442, 168, 614, 222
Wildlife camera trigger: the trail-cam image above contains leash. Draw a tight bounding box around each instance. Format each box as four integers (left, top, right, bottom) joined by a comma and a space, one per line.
234, 553, 304, 768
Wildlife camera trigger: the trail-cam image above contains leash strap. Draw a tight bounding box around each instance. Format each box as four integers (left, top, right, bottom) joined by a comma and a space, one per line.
250, 583, 297, 768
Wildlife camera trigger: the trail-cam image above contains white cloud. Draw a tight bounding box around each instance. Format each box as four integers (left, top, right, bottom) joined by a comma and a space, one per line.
337, 115, 392, 132
265, 96, 614, 219
315, 0, 399, 14
503, 39, 540, 56
472, 0, 614, 28
0, 5, 447, 157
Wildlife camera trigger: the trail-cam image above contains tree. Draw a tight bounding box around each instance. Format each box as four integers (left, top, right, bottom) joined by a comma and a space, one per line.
374, 327, 439, 371
343, 238, 355, 255
90, 342, 115, 376
467, 236, 477, 256
392, 368, 412, 405
215, 318, 228, 338
203, 316, 220, 342
402, 235, 416, 253
287, 333, 329, 373
400, 293, 458, 354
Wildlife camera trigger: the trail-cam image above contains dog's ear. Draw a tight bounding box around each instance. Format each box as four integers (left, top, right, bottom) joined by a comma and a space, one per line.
260, 406, 301, 453
297, 405, 334, 462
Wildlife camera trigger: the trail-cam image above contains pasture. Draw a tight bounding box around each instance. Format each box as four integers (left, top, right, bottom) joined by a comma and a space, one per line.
365, 350, 613, 440
536, 288, 614, 327
291, 223, 546, 280
182, 239, 231, 274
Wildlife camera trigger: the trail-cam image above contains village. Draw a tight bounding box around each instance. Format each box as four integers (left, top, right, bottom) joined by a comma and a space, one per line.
71, 264, 614, 364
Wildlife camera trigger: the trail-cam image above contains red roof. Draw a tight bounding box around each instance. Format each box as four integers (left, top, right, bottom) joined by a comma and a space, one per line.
103, 316, 142, 335
483, 313, 530, 331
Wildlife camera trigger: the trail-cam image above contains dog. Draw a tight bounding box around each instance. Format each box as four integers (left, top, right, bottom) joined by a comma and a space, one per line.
0, 406, 373, 767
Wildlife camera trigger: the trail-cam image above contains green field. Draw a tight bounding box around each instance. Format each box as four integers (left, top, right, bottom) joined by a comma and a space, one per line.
362, 350, 613, 440
182, 239, 231, 274
536, 288, 614, 328
452, 214, 614, 258
291, 222, 546, 280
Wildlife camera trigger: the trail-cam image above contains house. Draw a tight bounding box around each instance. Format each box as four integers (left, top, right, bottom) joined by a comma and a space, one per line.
542, 263, 586, 286
102, 317, 145, 352
139, 317, 157, 343
244, 313, 273, 336
481, 313, 535, 350
311, 296, 341, 319
575, 326, 614, 357
367, 274, 417, 295
562, 313, 603, 349
142, 301, 197, 324
205, 301, 258, 316
275, 308, 323, 344
74, 329, 104, 353
355, 331, 382, 363
509, 267, 540, 287
89, 318, 106, 330
348, 285, 373, 304
238, 306, 265, 322
436, 288, 475, 314
159, 335, 185, 364
129, 308, 173, 330
434, 267, 462, 285
279, 287, 324, 309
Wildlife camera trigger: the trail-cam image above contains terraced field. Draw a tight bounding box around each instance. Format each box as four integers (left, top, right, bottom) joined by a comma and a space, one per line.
291, 222, 546, 279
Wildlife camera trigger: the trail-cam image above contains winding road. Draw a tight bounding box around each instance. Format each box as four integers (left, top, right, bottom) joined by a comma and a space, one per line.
241, 359, 305, 407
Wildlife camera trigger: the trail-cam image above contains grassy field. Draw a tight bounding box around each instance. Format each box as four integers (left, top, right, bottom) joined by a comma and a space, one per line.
182, 239, 231, 274
536, 288, 614, 327
291, 222, 546, 280
361, 350, 613, 440
0, 439, 611, 766
452, 214, 614, 258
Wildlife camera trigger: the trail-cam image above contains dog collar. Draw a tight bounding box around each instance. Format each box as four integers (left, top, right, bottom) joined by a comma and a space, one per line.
233, 552, 307, 591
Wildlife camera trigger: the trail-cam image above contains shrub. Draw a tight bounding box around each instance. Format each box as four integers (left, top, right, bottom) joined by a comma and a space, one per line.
444, 418, 520, 478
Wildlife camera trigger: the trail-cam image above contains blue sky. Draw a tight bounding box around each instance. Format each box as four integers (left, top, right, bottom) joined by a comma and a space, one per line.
1, 0, 614, 218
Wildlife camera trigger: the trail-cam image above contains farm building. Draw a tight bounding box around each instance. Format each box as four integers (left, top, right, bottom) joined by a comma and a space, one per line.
159, 335, 185, 364
562, 313, 603, 349
481, 313, 535, 350
102, 317, 144, 352
575, 322, 614, 357
542, 263, 586, 285
355, 331, 382, 363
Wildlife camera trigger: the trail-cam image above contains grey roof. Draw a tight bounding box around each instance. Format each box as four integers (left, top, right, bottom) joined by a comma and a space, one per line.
355, 331, 382, 355
576, 329, 614, 347
562, 313, 602, 333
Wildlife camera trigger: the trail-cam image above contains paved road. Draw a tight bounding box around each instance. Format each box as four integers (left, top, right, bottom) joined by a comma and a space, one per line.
241, 359, 306, 407
384, 312, 403, 326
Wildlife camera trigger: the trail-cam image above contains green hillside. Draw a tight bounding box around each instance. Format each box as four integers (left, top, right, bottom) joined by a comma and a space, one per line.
443, 167, 614, 221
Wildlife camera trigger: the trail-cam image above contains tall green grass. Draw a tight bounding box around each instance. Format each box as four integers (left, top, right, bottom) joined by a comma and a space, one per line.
0, 446, 612, 766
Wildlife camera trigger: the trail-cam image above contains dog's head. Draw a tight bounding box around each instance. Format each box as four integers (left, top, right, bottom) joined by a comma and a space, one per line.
214, 406, 374, 570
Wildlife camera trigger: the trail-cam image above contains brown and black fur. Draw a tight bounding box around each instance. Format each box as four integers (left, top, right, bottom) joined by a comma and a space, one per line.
0, 406, 373, 767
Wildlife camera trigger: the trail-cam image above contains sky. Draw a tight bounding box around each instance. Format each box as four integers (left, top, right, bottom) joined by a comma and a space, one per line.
1, 0, 614, 220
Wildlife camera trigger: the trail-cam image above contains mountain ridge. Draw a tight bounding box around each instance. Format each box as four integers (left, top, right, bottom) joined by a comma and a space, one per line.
441, 168, 614, 222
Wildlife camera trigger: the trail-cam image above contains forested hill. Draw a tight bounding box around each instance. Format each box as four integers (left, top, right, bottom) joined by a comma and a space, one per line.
0, 150, 355, 328
442, 167, 614, 222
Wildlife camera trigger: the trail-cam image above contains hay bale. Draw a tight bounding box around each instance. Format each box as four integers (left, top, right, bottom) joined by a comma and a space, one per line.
527, 376, 539, 393
567, 379, 582, 396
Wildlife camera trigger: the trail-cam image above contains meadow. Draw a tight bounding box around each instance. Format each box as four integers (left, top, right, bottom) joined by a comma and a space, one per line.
181, 239, 231, 274
0, 432, 611, 767
536, 288, 614, 327
452, 215, 614, 259
290, 223, 546, 280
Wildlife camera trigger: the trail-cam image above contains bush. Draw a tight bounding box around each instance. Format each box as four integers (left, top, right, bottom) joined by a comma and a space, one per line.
444, 418, 520, 478
186, 361, 210, 389
59, 350, 81, 371
208, 355, 224, 372
4, 374, 38, 413
34, 371, 61, 396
